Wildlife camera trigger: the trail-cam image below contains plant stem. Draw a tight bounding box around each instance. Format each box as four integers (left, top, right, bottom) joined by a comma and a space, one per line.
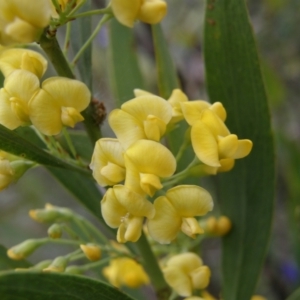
62, 127, 77, 158
63, 21, 72, 55
135, 231, 171, 300
71, 8, 112, 19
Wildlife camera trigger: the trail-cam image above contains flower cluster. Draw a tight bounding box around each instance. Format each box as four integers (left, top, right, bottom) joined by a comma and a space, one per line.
0, 48, 90, 136
91, 89, 252, 244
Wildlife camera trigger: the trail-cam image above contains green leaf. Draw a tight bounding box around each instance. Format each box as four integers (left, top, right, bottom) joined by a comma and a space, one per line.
204, 0, 275, 299
287, 288, 300, 300
0, 245, 31, 271
0, 272, 135, 300
108, 19, 144, 106
0, 125, 90, 176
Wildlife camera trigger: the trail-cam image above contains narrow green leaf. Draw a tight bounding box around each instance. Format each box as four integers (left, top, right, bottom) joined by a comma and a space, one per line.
286, 288, 300, 300
108, 19, 144, 106
0, 125, 90, 176
0, 245, 31, 271
204, 0, 275, 299
0, 272, 135, 300
70, 1, 92, 89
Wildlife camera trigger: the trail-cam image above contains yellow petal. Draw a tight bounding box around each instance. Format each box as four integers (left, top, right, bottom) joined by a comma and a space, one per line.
143, 114, 166, 141
147, 196, 181, 244
140, 173, 162, 196
232, 139, 253, 159
121, 95, 172, 127
29, 89, 62, 136
181, 100, 210, 126
0, 48, 47, 78
108, 109, 145, 150
124, 216, 143, 242
41, 77, 90, 111
113, 185, 155, 219
166, 252, 203, 273
217, 134, 238, 159
181, 217, 204, 238
190, 266, 211, 290
61, 107, 84, 127
218, 158, 235, 172
101, 188, 127, 228
111, 0, 141, 27
166, 185, 213, 217
133, 89, 153, 97
191, 121, 220, 167
210, 102, 226, 121
163, 266, 192, 297
200, 109, 230, 137
137, 0, 167, 24
168, 89, 188, 123
100, 162, 125, 184
125, 139, 176, 177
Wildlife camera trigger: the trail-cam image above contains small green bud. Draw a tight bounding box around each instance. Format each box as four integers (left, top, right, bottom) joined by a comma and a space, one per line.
65, 265, 83, 275
47, 223, 62, 239
7, 239, 43, 260
43, 256, 68, 273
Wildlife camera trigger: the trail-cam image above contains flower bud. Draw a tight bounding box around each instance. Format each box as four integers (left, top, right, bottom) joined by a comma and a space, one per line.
205, 216, 232, 236
80, 244, 101, 261
43, 256, 68, 273
47, 223, 62, 239
7, 239, 43, 260
65, 265, 83, 275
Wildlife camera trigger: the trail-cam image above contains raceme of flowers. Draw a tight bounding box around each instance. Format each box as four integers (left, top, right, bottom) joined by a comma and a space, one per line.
0, 48, 91, 136
90, 89, 253, 244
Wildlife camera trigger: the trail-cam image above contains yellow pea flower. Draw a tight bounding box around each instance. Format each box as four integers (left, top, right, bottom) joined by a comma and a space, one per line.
147, 185, 213, 244
0, 0, 51, 45
29, 77, 91, 135
124, 139, 176, 196
103, 257, 150, 288
0, 69, 40, 130
188, 109, 252, 169
101, 185, 155, 243
111, 0, 167, 28
90, 138, 125, 187
163, 252, 211, 297
109, 95, 172, 149
0, 48, 47, 78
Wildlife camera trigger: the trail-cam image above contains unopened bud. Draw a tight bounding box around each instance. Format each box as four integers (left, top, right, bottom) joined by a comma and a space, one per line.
48, 223, 62, 239
65, 265, 83, 275
29, 203, 72, 223
80, 244, 101, 261
32, 260, 52, 270
205, 216, 232, 236
7, 239, 43, 260
43, 256, 68, 273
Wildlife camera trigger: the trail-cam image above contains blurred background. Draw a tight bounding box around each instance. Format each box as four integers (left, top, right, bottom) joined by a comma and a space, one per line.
1, 0, 300, 299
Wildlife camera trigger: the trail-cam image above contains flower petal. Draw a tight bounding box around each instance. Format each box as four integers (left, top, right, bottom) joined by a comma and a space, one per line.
191, 121, 220, 167
217, 134, 238, 159
166, 185, 213, 217
190, 266, 211, 290
218, 158, 235, 172
210, 102, 227, 121
180, 100, 210, 126
124, 216, 143, 242
109, 109, 145, 149
166, 252, 203, 272
147, 196, 181, 244
232, 139, 253, 159
181, 217, 204, 238
111, 0, 141, 27
41, 77, 90, 111
125, 139, 176, 177
137, 0, 167, 24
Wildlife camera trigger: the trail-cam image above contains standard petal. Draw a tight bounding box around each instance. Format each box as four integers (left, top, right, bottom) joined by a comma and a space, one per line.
113, 185, 155, 219
163, 266, 192, 297
29, 90, 62, 136
121, 95, 172, 125
200, 109, 230, 137
41, 77, 90, 111
166, 185, 213, 217
125, 139, 176, 177
111, 0, 141, 27
181, 100, 210, 126
232, 139, 253, 159
133, 89, 153, 97
0, 89, 22, 129
101, 188, 127, 228
109, 109, 145, 149
147, 196, 181, 244
191, 121, 220, 167
210, 102, 227, 121
166, 252, 203, 272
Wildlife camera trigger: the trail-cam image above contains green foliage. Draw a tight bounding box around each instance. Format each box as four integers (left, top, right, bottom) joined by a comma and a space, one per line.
204, 0, 275, 299
0, 272, 134, 300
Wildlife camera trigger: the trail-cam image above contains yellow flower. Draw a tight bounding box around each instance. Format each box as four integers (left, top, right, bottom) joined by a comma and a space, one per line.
124, 139, 176, 196
101, 185, 155, 243
111, 0, 167, 28
204, 216, 232, 236
0, 48, 47, 78
0, 0, 51, 45
0, 69, 40, 130
103, 257, 150, 288
148, 185, 213, 244
29, 77, 91, 135
163, 252, 211, 297
90, 138, 125, 187
109, 95, 172, 149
